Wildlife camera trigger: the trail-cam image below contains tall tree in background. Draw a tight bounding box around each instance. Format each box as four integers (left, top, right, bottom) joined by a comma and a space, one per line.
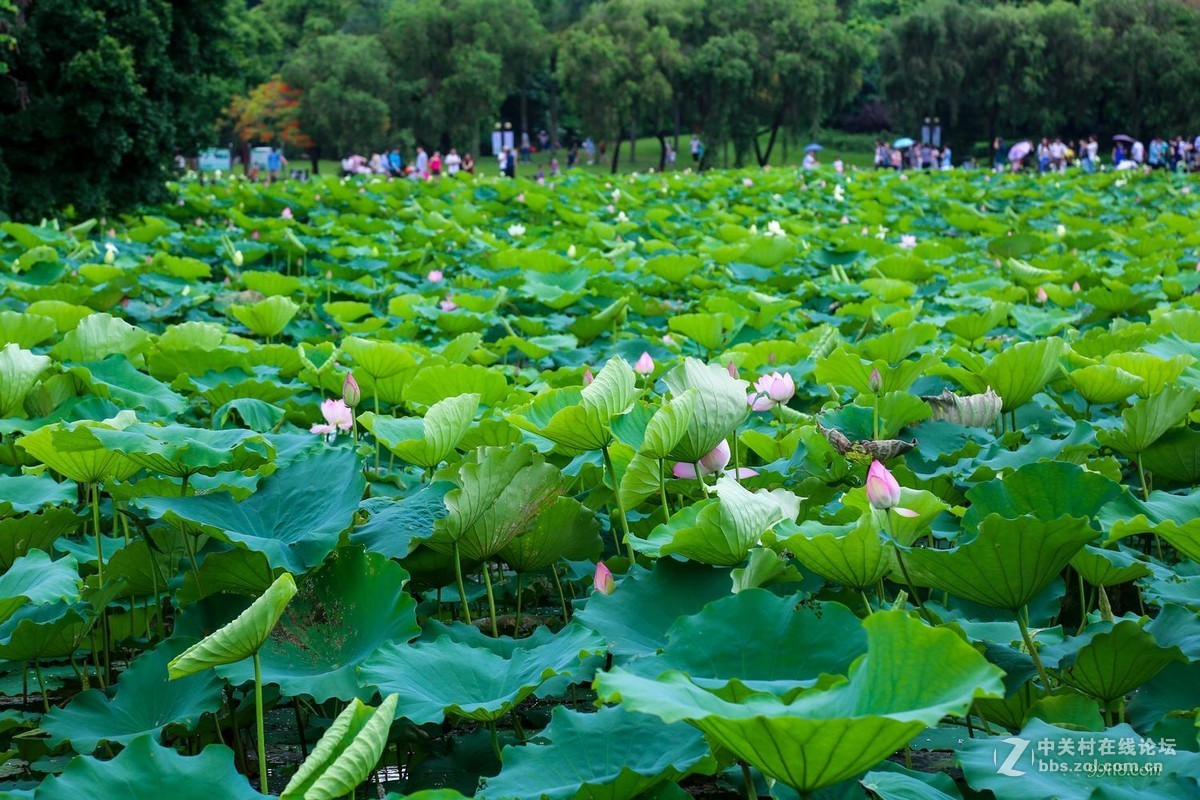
226, 79, 314, 165
0, 0, 241, 219
281, 33, 394, 161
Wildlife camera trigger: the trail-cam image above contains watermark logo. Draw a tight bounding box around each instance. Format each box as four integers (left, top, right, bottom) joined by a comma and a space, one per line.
995, 737, 1030, 777
993, 735, 1176, 778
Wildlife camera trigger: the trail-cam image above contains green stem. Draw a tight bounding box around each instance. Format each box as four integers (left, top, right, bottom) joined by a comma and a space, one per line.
1137, 452, 1149, 499
514, 574, 523, 636
488, 720, 502, 763
658, 459, 670, 524
600, 445, 634, 560
860, 589, 873, 616
33, 660, 49, 713
551, 563, 570, 625
254, 652, 268, 794
91, 484, 104, 588
453, 542, 472, 624
872, 394, 880, 441
1017, 609, 1053, 693
741, 762, 756, 800
373, 394, 381, 472
482, 561, 499, 637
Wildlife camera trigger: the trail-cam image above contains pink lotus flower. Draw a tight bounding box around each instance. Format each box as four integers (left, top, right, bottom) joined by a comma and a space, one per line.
868, 367, 883, 393
672, 440, 758, 480
899, 235, 917, 249
517, 193, 525, 203
593, 562, 615, 595
865, 461, 918, 517
727, 361, 739, 379
840, 216, 849, 225
748, 371, 795, 411
662, 334, 676, 345
252, 231, 260, 239
427, 269, 444, 283
1036, 286, 1048, 303
634, 352, 655, 376
583, 367, 594, 386
281, 207, 293, 220
311, 399, 354, 436
440, 297, 458, 312
1072, 281, 1081, 292
743, 177, 754, 187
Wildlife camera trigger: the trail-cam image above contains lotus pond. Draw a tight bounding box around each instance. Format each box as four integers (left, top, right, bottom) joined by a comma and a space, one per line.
1, 168, 1200, 800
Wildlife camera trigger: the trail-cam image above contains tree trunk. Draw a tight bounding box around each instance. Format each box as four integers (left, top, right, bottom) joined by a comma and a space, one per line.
760, 115, 782, 166
630, 106, 638, 163
520, 90, 529, 145
610, 129, 622, 174
657, 132, 668, 172
673, 103, 681, 152
310, 145, 320, 175
549, 72, 560, 151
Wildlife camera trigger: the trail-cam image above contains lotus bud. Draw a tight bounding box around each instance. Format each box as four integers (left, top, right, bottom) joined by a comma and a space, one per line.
326, 270, 333, 280
281, 207, 293, 220
593, 562, 615, 595
103, 242, 117, 264
865, 460, 902, 510
1072, 281, 1081, 292
583, 367, 595, 386
634, 351, 655, 376
568, 244, 577, 258
727, 361, 739, 378
233, 250, 244, 267
427, 269, 444, 283
1036, 286, 1048, 303
343, 373, 361, 408
868, 367, 883, 394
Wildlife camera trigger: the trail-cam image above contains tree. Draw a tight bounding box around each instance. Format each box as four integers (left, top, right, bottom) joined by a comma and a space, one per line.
281, 33, 394, 158
0, 0, 242, 219
226, 79, 314, 151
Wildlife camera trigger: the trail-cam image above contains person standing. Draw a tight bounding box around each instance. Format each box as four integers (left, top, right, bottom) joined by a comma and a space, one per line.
462, 153, 475, 174
429, 151, 442, 178
1049, 137, 1066, 172
993, 137, 1006, 172
1130, 138, 1145, 165
445, 148, 462, 175
690, 134, 701, 168
502, 147, 516, 178
1083, 135, 1099, 173
415, 146, 429, 177
388, 148, 403, 176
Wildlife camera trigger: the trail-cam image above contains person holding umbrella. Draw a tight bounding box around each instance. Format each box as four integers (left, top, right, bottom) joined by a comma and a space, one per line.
1007, 141, 1033, 172
802, 143, 822, 169
1112, 134, 1133, 167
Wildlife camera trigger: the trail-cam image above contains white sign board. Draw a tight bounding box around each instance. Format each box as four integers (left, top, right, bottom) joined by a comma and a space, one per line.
250, 147, 273, 171
198, 148, 231, 172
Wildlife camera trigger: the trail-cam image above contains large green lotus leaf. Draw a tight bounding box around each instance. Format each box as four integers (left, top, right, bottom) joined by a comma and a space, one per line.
281, 693, 398, 800
978, 337, 1065, 412
961, 461, 1122, 531
0, 310, 57, 348
41, 639, 223, 753
167, 572, 297, 678
173, 548, 275, 607
784, 518, 890, 591
50, 313, 151, 362
498, 495, 601, 572
662, 358, 750, 463
34, 735, 259, 800
814, 349, 935, 395
898, 514, 1095, 611
67, 358, 188, 419
668, 312, 740, 352
214, 397, 287, 433
341, 336, 420, 383
959, 720, 1200, 800
351, 483, 451, 559
17, 412, 141, 484
79, 423, 273, 478
595, 611, 1003, 792
0, 550, 80, 623
1060, 620, 1185, 708
638, 476, 789, 566
1100, 490, 1200, 560
842, 487, 950, 547
511, 357, 636, 451
0, 601, 87, 660
1066, 365, 1143, 405
360, 623, 603, 724
229, 295, 299, 338
430, 445, 564, 561
24, 299, 93, 332
1104, 352, 1195, 397
637, 391, 697, 460
483, 705, 714, 800
359, 393, 478, 469
1069, 545, 1152, 588
1097, 386, 1200, 455
206, 548, 419, 702
860, 769, 963, 800
574, 558, 734, 657
1140, 427, 1200, 483
403, 363, 509, 408
139, 448, 364, 573
0, 473, 74, 517
0, 508, 80, 570
570, 297, 628, 343
0, 344, 52, 417
617, 451, 665, 510
644, 593, 868, 695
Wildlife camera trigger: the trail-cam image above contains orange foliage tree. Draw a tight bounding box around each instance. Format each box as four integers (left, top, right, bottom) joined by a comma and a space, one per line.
225, 78, 313, 150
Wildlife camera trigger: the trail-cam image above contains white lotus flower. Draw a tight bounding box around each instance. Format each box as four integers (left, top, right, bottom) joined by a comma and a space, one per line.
103, 242, 117, 264
764, 221, 785, 238
507, 224, 526, 238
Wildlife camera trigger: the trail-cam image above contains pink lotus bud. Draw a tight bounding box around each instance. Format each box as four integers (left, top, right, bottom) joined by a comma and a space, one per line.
593, 562, 615, 595
865, 460, 919, 517
634, 352, 655, 376
440, 297, 458, 312
252, 230, 260, 239
899, 235, 917, 249
342, 373, 361, 408
868, 368, 883, 394
727, 361, 739, 379
427, 269, 444, 283
1036, 286, 1048, 303
281, 207, 293, 220
674, 440, 731, 478
517, 193, 525, 203
583, 367, 595, 386
1072, 281, 1081, 292
326, 270, 333, 280
662, 334, 676, 345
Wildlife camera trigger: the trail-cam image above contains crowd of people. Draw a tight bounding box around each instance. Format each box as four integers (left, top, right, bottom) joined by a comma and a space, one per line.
340, 147, 475, 179
996, 134, 1200, 173
871, 141, 955, 171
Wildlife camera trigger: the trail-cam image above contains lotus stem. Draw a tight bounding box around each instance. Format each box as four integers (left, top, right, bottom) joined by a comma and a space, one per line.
1017, 609, 1053, 693
551, 563, 570, 625
453, 542, 472, 624
872, 394, 880, 440
600, 445, 634, 560
488, 720, 503, 762
254, 651, 268, 794
90, 484, 104, 588
1136, 452, 1149, 500
373, 394, 381, 472
482, 561, 499, 637
33, 660, 49, 713
658, 459, 670, 523
741, 762, 756, 799
860, 590, 873, 616
514, 574, 523, 636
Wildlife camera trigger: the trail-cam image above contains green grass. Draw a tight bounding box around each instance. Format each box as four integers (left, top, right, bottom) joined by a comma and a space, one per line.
288, 130, 880, 179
